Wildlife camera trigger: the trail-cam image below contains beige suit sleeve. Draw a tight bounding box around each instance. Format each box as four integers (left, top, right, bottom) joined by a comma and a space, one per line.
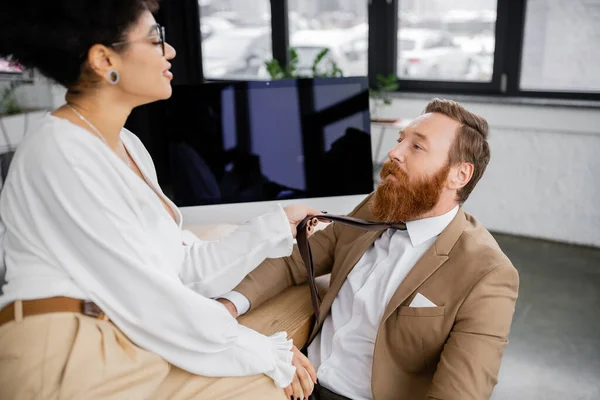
234, 194, 374, 311
427, 264, 519, 400
233, 222, 339, 311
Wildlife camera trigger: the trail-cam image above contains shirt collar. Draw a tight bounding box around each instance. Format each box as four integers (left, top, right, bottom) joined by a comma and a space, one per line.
404, 205, 459, 247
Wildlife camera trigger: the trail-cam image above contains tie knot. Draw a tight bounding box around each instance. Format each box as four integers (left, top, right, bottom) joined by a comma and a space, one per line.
387, 222, 407, 230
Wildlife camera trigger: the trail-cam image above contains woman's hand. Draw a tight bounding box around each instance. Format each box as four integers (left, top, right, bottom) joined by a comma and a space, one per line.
284, 346, 317, 400
283, 205, 321, 238
216, 298, 238, 318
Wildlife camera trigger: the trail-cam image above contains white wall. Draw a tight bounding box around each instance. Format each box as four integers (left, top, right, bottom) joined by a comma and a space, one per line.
0, 74, 65, 113
373, 96, 600, 248
1, 74, 64, 155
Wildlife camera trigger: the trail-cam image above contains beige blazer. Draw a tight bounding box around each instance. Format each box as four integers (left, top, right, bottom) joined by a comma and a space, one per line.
235, 194, 519, 400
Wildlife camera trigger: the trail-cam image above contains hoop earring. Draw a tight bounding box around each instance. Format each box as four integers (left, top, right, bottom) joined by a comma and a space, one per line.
107, 70, 120, 85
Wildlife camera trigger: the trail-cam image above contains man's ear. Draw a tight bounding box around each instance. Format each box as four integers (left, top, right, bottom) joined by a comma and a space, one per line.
87, 44, 120, 84
448, 162, 474, 191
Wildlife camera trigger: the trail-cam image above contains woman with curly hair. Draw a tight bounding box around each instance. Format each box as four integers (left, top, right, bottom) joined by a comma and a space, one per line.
0, 1, 317, 399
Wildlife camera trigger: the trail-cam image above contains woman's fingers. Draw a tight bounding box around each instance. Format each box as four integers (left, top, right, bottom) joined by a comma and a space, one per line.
291, 373, 304, 400
285, 346, 317, 399
283, 376, 303, 400
284, 383, 293, 399
300, 356, 317, 384
298, 367, 315, 399
292, 346, 318, 383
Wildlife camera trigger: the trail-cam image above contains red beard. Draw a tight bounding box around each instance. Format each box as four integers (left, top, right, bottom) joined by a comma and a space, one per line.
370, 161, 450, 222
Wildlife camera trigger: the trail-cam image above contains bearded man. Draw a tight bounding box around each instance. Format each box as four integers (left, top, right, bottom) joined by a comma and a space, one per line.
218, 98, 519, 400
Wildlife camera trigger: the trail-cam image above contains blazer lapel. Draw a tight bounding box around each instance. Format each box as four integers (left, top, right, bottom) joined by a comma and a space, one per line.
382, 209, 468, 322
381, 247, 448, 322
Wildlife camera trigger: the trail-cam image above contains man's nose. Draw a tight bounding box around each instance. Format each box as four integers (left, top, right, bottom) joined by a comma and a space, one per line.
387, 142, 406, 164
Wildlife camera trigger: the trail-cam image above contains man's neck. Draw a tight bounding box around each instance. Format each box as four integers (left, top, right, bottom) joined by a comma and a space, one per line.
407, 201, 459, 222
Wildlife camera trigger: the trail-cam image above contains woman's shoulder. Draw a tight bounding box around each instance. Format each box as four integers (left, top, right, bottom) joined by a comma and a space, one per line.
19, 114, 98, 155
13, 114, 154, 180
12, 114, 110, 178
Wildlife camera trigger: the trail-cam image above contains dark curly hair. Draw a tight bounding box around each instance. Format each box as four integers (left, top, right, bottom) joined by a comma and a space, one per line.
0, 0, 159, 89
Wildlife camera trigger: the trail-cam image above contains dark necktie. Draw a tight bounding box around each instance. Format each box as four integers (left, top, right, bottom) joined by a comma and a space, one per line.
296, 215, 406, 321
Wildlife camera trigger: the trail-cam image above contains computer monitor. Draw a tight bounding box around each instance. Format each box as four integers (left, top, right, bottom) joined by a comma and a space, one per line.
136, 77, 374, 222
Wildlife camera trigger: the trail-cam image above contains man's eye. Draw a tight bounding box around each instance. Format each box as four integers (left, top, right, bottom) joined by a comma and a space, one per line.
396, 138, 403, 143
414, 144, 423, 150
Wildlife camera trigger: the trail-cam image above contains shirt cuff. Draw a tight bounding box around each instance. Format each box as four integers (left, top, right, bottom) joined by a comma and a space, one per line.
219, 290, 251, 316
273, 204, 294, 254
264, 331, 296, 388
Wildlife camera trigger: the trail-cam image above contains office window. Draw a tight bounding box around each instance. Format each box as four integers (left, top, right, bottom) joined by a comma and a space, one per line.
520, 0, 600, 92
200, 0, 272, 80
287, 0, 368, 78
398, 0, 497, 81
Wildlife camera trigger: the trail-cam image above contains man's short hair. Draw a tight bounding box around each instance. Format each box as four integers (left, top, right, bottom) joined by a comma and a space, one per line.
424, 98, 490, 203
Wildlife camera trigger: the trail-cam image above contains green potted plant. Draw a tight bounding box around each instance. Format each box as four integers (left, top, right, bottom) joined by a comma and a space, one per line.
264, 48, 344, 79
369, 73, 399, 122
265, 51, 398, 121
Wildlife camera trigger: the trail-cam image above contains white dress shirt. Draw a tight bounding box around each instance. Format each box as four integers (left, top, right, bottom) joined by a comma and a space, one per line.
225, 205, 458, 399
0, 114, 296, 387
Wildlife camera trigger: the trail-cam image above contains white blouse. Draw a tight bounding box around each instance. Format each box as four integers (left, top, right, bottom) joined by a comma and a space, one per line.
0, 114, 296, 387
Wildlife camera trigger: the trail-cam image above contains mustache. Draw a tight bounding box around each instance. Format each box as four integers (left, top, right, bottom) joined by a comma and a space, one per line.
380, 161, 408, 183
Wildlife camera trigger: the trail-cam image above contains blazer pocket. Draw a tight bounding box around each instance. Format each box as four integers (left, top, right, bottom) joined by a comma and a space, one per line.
391, 306, 447, 373
399, 305, 445, 317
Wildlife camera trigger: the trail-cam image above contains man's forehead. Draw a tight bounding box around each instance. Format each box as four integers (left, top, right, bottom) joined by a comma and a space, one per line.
402, 113, 459, 138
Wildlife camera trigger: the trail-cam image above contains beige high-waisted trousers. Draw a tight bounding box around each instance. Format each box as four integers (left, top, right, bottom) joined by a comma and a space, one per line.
0, 305, 288, 400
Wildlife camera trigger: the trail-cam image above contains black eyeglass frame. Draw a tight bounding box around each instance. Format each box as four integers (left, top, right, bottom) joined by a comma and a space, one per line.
111, 24, 166, 56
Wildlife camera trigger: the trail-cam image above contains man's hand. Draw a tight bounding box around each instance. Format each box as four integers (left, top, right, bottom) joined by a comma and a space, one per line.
283, 205, 321, 238
284, 346, 317, 400
216, 298, 238, 318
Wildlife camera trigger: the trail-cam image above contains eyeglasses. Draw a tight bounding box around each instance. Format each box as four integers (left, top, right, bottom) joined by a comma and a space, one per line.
111, 24, 166, 56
